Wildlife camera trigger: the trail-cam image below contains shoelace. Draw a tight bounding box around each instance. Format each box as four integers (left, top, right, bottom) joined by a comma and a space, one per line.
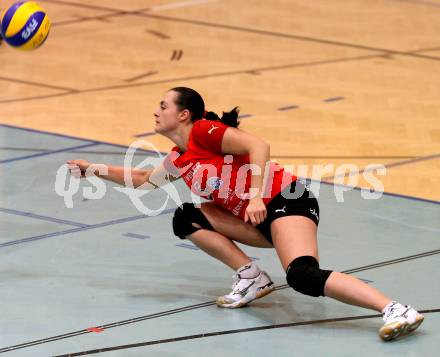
383, 302, 398, 320
230, 274, 240, 290
384, 303, 410, 321
230, 273, 257, 294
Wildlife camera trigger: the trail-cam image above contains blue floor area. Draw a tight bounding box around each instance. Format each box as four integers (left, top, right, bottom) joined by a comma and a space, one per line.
0, 124, 439, 356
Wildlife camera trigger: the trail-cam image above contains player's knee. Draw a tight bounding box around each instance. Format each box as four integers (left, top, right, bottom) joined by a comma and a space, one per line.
172, 203, 214, 239
286, 256, 332, 297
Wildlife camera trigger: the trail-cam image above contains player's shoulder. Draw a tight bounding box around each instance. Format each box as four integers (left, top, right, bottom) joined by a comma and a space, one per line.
193, 119, 228, 133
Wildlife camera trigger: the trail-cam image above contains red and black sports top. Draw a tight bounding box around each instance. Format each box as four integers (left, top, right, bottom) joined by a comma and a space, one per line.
164, 120, 296, 219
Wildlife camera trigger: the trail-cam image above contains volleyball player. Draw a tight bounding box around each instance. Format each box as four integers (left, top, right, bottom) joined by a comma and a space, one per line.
67, 87, 424, 341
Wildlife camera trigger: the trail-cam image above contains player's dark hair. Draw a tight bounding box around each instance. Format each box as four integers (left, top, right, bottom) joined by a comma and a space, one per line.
205, 107, 240, 128
170, 87, 240, 128
171, 87, 205, 121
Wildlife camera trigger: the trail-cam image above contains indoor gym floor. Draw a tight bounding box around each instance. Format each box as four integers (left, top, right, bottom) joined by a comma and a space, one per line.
0, 0, 439, 356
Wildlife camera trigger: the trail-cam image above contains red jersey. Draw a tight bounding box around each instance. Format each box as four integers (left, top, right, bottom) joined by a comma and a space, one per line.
164, 120, 296, 219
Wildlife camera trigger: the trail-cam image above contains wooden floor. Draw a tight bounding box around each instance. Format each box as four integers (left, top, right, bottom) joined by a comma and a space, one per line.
1, 0, 439, 201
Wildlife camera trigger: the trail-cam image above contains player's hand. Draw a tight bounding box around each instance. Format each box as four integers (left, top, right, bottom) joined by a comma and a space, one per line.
66, 159, 91, 178
244, 197, 267, 226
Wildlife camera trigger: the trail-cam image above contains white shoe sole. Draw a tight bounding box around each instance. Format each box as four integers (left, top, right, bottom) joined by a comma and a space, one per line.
379, 314, 424, 341
216, 282, 275, 308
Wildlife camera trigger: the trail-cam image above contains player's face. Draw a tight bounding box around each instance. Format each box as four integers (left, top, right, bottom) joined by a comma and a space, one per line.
153, 91, 182, 134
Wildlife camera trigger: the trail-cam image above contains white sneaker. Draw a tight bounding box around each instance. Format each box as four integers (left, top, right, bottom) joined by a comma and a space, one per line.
216, 271, 275, 308
379, 301, 424, 341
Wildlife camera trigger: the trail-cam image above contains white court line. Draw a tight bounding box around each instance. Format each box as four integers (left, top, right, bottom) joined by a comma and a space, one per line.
150, 0, 218, 12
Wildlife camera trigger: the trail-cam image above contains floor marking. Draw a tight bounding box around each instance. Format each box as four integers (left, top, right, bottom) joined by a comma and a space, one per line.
2, 248, 438, 353
170, 49, 183, 61
133, 131, 157, 138
86, 327, 104, 333
396, 0, 440, 8
0, 75, 78, 92
0, 124, 167, 155
237, 114, 254, 119
323, 96, 344, 102
146, 29, 171, 39
54, 309, 440, 356
0, 142, 100, 164
0, 209, 175, 248
125, 71, 157, 82
0, 208, 89, 228
0, 54, 384, 104
176, 243, 200, 250
123, 233, 151, 240
324, 152, 440, 180
278, 105, 299, 111
149, 0, 217, 12
0, 147, 157, 156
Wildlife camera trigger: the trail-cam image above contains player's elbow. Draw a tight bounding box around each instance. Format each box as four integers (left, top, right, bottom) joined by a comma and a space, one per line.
252, 138, 270, 153
134, 169, 152, 188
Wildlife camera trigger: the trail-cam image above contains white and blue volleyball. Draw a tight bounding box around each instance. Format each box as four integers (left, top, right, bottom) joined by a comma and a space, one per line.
0, 1, 50, 50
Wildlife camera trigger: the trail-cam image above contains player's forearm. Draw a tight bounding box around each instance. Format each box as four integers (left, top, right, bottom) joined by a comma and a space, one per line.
248, 142, 270, 199
89, 164, 149, 188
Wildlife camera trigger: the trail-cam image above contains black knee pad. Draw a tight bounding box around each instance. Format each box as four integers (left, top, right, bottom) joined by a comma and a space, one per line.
172, 203, 214, 239
286, 256, 332, 297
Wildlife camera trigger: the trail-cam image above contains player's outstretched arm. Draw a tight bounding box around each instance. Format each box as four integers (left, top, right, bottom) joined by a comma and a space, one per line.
66, 159, 179, 189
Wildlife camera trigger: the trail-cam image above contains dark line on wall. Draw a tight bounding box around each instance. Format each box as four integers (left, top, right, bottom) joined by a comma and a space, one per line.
54, 309, 440, 356
2, 247, 438, 353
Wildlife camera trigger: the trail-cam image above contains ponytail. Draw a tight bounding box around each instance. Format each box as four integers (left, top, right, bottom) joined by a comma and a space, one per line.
204, 107, 240, 128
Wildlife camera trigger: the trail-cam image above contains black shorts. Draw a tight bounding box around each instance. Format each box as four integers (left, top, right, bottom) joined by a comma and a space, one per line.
255, 180, 320, 244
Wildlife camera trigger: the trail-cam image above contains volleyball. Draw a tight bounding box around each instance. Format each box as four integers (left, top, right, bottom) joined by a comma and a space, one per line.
0, 1, 50, 50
